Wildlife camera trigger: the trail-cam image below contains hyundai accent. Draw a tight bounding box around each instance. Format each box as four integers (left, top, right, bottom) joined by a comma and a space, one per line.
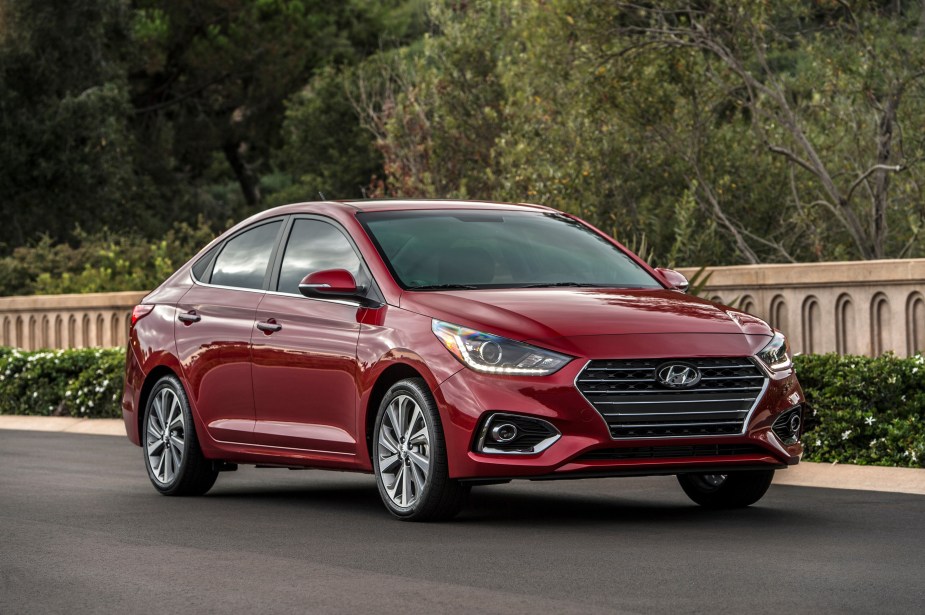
122, 200, 805, 520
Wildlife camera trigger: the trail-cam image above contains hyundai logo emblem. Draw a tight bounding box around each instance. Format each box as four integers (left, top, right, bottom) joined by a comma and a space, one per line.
656, 363, 701, 389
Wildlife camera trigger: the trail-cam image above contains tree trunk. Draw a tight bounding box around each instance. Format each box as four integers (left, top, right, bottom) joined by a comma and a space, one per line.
870, 95, 900, 259
223, 141, 261, 208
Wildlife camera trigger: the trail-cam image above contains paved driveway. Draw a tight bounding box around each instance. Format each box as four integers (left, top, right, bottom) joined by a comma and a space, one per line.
1, 430, 922, 614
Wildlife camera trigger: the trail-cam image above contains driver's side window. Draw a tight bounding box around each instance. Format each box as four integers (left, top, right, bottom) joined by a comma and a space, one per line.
276, 219, 367, 295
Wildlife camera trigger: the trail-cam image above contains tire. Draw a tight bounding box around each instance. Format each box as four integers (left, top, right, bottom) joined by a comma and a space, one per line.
373, 378, 469, 521
677, 470, 775, 509
142, 375, 218, 496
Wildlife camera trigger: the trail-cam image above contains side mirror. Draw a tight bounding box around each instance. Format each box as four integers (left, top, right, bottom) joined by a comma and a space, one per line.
299, 269, 364, 301
655, 267, 690, 292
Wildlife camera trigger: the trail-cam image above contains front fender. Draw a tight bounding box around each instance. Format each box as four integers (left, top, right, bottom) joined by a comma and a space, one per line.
355, 305, 464, 469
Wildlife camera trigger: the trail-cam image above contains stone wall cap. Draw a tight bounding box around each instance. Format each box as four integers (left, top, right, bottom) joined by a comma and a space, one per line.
0, 290, 148, 311
678, 258, 925, 289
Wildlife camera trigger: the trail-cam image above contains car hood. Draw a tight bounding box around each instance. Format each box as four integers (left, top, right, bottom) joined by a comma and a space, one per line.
399, 288, 772, 344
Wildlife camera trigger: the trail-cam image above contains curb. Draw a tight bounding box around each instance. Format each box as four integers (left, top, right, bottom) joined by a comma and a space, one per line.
0, 415, 125, 436
1, 415, 923, 496
773, 461, 925, 496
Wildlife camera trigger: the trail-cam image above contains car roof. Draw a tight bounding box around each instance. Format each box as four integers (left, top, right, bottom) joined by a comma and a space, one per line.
254, 199, 558, 219
339, 199, 555, 213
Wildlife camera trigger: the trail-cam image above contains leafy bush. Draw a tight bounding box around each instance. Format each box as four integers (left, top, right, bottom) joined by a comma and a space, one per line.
0, 348, 922, 468
795, 353, 924, 468
0, 219, 220, 297
0, 347, 124, 418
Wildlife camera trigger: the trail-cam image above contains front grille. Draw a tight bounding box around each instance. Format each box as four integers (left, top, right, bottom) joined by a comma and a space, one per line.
576, 443, 768, 461
576, 358, 768, 438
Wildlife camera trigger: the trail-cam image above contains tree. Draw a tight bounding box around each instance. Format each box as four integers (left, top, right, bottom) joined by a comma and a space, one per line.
274, 1, 428, 203
129, 0, 426, 214
604, 0, 925, 259
128, 0, 353, 212
0, 0, 138, 249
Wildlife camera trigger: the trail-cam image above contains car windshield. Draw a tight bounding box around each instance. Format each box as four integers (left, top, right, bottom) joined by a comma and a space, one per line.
358, 209, 661, 290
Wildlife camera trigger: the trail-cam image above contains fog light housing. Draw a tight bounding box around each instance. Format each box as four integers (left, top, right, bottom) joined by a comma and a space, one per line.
772, 406, 803, 445
490, 422, 518, 443
476, 413, 560, 455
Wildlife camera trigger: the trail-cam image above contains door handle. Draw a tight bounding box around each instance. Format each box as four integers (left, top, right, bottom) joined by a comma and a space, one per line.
256, 320, 282, 333
178, 311, 201, 324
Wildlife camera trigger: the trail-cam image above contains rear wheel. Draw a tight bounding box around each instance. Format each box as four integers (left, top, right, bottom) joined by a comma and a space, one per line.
143, 375, 218, 496
677, 470, 775, 509
373, 378, 469, 521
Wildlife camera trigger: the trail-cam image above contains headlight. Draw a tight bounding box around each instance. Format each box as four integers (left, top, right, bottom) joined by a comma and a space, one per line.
432, 320, 571, 376
757, 331, 792, 371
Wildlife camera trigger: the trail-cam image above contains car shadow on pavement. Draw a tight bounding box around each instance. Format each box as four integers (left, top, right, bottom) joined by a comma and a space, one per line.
459, 488, 819, 527
204, 477, 821, 528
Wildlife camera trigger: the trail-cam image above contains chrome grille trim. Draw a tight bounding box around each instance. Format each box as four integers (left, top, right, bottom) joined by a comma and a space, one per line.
580, 383, 764, 392
575, 357, 769, 439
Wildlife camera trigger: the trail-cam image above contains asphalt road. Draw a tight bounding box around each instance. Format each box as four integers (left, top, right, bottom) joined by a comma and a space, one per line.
1, 431, 923, 615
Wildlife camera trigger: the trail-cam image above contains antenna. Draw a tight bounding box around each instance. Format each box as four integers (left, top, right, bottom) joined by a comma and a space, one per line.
318, 191, 327, 200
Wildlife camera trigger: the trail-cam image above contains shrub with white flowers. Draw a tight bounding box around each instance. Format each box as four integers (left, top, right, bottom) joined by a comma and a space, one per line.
794, 353, 924, 469
0, 347, 123, 418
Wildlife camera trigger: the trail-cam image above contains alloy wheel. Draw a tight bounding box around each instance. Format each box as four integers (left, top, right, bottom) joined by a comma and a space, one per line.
701, 474, 728, 488
376, 394, 431, 509
145, 387, 186, 484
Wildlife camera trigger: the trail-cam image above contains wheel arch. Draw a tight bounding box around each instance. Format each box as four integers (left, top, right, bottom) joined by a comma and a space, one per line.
363, 361, 430, 460
137, 365, 181, 441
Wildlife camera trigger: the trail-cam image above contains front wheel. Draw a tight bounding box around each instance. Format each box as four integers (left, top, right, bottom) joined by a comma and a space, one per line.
142, 375, 218, 496
677, 470, 775, 509
373, 378, 469, 521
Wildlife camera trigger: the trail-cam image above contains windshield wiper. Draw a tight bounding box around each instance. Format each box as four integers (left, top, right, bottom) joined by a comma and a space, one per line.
407, 283, 480, 290
521, 282, 602, 288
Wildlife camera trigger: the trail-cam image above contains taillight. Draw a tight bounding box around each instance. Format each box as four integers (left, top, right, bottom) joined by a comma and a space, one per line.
131, 305, 154, 326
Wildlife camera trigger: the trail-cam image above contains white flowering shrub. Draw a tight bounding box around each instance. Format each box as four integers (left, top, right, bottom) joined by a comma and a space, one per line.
0, 347, 124, 418
795, 353, 924, 468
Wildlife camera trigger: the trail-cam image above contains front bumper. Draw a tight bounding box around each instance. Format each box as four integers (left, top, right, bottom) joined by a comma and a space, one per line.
435, 357, 804, 480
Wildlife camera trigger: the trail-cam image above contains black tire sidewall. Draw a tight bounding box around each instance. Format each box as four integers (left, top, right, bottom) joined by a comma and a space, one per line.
678, 469, 775, 508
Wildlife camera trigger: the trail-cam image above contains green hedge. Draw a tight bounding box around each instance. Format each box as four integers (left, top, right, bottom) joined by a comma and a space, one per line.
0, 347, 125, 418
794, 353, 924, 468
0, 347, 922, 468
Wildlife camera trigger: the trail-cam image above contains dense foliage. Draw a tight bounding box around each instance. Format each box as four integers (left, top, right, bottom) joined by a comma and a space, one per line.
358, 1, 925, 265
0, 347, 124, 418
3, 1, 925, 294
0, 0, 425, 257
795, 353, 925, 467
0, 347, 922, 468
0, 220, 217, 295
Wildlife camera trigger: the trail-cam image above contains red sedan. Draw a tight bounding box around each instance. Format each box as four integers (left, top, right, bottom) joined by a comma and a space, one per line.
122, 200, 805, 520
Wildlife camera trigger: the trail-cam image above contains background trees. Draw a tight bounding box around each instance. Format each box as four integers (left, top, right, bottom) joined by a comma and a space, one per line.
1, 0, 924, 294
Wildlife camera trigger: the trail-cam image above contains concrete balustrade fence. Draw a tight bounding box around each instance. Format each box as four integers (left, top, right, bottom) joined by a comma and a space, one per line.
678, 259, 925, 357
0, 259, 923, 356
0, 291, 146, 351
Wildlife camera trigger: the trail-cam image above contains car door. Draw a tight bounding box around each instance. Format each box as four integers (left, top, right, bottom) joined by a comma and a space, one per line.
250, 216, 370, 454
175, 219, 285, 445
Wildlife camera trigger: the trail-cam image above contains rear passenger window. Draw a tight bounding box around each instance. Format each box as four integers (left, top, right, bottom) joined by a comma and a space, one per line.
191, 245, 220, 281
277, 219, 366, 295
210, 221, 282, 290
